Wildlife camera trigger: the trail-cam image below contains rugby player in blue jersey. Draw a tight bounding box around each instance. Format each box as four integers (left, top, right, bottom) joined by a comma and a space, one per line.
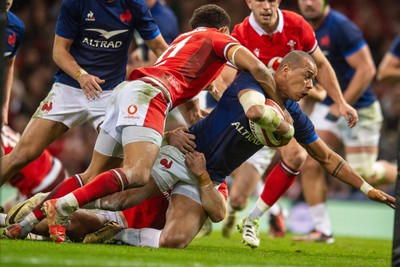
2, 0, 24, 126
0, 0, 168, 187
377, 35, 400, 84
286, 0, 398, 244
69, 51, 393, 249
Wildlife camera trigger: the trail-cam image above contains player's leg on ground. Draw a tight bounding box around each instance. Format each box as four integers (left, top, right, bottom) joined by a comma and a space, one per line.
2, 150, 122, 240
224, 163, 260, 238
159, 194, 207, 248
43, 140, 160, 242
0, 118, 69, 186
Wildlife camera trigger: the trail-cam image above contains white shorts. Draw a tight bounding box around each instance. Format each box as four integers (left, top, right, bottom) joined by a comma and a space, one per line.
151, 145, 223, 205
33, 83, 112, 129
309, 101, 383, 147
245, 146, 276, 175
100, 80, 171, 148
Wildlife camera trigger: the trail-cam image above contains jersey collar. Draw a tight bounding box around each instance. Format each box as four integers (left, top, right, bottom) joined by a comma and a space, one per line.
249, 8, 284, 36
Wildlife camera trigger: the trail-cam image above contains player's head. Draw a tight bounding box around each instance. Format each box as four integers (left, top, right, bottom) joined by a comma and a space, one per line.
245, 0, 281, 31
189, 4, 231, 34
275, 50, 317, 101
298, 0, 330, 22
6, 0, 13, 12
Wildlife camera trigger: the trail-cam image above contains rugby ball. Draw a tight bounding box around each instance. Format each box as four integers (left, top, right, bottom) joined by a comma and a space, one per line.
248, 99, 286, 147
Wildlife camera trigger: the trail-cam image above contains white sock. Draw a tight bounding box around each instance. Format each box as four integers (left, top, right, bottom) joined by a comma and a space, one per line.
0, 213, 6, 226
309, 203, 332, 236
57, 193, 79, 216
267, 203, 281, 216
116, 228, 161, 248
248, 198, 270, 220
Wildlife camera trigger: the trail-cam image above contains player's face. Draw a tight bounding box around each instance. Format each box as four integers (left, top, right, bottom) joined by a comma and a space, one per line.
6, 0, 13, 11
298, 0, 325, 20
246, 0, 281, 28
281, 60, 317, 101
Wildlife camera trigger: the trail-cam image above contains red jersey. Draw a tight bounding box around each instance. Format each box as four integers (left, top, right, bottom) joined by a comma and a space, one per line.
129, 27, 239, 108
232, 9, 317, 72
1, 126, 63, 196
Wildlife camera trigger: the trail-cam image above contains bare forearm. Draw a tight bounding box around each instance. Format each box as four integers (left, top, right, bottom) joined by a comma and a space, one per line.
198, 173, 227, 222
53, 47, 85, 80
342, 67, 375, 105
317, 62, 345, 105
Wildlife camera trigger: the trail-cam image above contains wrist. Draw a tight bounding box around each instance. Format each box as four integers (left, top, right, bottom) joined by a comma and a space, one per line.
198, 172, 213, 188
74, 68, 88, 81
360, 181, 374, 196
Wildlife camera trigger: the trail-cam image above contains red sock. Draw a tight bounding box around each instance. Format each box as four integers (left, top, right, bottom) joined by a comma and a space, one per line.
260, 161, 299, 206
32, 175, 83, 220
72, 169, 129, 207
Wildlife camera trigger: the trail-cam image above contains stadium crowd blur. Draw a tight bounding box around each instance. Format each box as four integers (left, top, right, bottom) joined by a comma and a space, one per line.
6, 0, 399, 200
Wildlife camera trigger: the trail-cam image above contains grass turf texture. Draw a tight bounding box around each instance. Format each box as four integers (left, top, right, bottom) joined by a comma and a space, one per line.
0, 231, 391, 267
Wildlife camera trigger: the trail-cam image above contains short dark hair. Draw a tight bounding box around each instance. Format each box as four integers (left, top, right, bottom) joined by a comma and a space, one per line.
189, 4, 231, 30
278, 50, 315, 70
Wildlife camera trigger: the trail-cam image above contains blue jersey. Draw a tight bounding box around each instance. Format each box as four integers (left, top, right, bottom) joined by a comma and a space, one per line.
140, 0, 179, 60
389, 35, 400, 58
315, 10, 376, 108
190, 71, 317, 183
54, 0, 160, 91
4, 11, 24, 59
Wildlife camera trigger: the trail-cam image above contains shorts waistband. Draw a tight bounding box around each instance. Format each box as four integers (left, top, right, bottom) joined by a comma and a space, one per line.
137, 76, 171, 104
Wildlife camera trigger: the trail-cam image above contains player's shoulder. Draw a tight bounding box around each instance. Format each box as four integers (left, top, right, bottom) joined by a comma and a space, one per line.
232, 16, 250, 36
7, 11, 25, 30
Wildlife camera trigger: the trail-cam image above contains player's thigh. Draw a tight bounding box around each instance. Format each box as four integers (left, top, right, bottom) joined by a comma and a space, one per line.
82, 150, 123, 184
230, 162, 261, 206
160, 194, 207, 248
12, 118, 69, 160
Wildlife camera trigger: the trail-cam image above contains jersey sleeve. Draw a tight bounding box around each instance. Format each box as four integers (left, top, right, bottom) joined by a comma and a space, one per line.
286, 100, 318, 144
129, 0, 161, 41
211, 32, 240, 62
54, 0, 80, 39
389, 35, 400, 59
300, 19, 318, 54
336, 20, 366, 58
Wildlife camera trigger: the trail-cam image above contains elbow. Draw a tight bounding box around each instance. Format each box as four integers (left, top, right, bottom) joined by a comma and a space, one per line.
208, 203, 227, 223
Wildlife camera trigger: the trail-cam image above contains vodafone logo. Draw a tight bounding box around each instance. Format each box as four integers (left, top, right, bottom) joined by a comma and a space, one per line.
127, 105, 137, 115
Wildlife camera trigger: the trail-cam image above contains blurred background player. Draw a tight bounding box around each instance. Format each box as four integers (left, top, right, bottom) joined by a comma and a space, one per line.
377, 35, 400, 84
0, 0, 168, 187
218, 0, 358, 239
2, 0, 23, 126
294, 0, 397, 243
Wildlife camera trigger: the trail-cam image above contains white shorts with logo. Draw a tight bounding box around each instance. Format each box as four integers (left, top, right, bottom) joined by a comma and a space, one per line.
33, 83, 113, 129
309, 101, 383, 147
99, 80, 171, 149
151, 145, 224, 205
244, 146, 277, 175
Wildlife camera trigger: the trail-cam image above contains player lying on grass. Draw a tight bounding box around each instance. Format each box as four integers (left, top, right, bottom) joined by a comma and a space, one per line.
6, 50, 392, 248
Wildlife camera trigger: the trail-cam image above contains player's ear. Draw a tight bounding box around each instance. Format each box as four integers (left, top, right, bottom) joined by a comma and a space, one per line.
218, 26, 230, 35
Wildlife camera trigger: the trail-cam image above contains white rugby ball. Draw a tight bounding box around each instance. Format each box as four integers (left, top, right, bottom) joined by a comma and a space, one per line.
249, 99, 286, 147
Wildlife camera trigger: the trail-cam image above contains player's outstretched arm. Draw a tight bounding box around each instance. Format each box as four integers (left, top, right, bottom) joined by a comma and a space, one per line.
302, 138, 395, 209
185, 151, 227, 222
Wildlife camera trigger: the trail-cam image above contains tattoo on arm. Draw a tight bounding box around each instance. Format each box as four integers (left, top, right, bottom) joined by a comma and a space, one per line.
332, 159, 346, 176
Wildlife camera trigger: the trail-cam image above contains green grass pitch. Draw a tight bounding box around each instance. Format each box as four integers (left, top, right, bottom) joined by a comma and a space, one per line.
0, 230, 392, 267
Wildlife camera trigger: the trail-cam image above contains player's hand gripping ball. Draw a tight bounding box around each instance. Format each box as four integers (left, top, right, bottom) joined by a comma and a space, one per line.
249, 99, 291, 147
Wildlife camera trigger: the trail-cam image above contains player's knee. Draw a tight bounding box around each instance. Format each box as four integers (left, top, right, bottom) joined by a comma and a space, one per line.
125, 168, 151, 187
7, 147, 41, 169
282, 148, 307, 170
229, 196, 248, 211
159, 232, 190, 249
346, 153, 377, 179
